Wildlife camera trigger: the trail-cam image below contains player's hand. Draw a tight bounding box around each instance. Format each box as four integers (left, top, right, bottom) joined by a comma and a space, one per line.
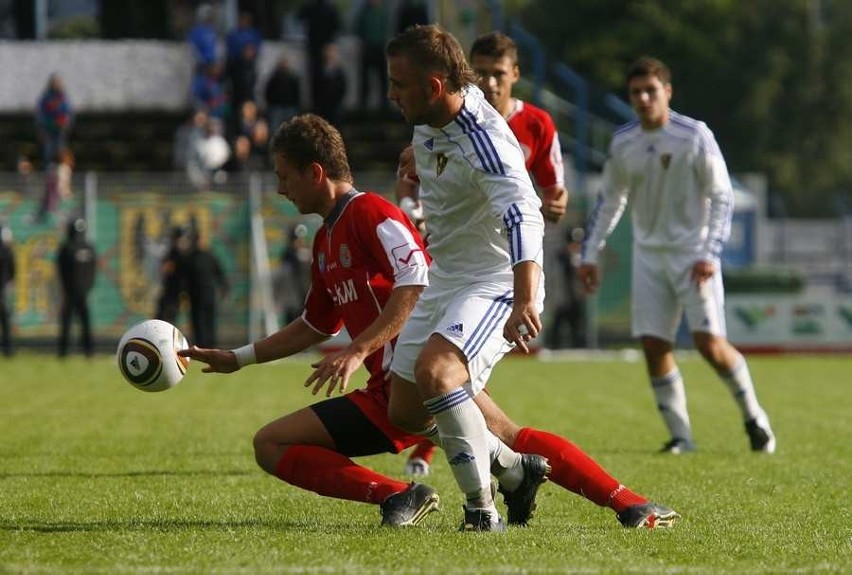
503, 304, 542, 354
178, 345, 239, 374
304, 347, 366, 397
690, 260, 716, 287
578, 263, 600, 294
540, 186, 567, 223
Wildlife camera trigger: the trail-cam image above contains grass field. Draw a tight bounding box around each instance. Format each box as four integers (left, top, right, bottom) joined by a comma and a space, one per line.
1, 352, 850, 574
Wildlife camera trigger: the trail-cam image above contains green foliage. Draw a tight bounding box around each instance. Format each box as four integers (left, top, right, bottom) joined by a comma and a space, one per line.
518, 0, 852, 216
1, 353, 850, 572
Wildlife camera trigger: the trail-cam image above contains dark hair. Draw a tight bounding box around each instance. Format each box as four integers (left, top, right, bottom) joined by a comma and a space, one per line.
386, 24, 477, 94
470, 32, 518, 65
270, 114, 353, 183
627, 56, 672, 85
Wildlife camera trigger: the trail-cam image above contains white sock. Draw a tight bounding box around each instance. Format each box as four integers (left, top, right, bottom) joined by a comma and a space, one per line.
424, 388, 495, 511
421, 420, 524, 491
651, 368, 693, 442
717, 354, 765, 422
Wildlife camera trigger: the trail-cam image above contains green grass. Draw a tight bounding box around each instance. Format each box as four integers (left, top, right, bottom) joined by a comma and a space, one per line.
1, 352, 850, 573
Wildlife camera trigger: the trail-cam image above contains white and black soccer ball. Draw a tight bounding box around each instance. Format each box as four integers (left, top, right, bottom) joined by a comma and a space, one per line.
117, 319, 189, 392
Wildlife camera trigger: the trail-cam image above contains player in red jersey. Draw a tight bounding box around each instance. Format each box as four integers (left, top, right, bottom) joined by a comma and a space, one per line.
179, 113, 539, 528
179, 114, 442, 527
397, 32, 678, 529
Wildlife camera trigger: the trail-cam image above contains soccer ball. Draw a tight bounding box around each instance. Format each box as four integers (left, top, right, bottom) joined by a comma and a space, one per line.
117, 319, 190, 392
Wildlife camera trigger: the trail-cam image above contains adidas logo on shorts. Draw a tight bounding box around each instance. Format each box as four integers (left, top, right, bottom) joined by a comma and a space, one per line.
446, 323, 464, 337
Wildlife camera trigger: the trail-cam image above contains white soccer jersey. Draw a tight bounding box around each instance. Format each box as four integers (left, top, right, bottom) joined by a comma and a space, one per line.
412, 85, 545, 287
582, 111, 733, 264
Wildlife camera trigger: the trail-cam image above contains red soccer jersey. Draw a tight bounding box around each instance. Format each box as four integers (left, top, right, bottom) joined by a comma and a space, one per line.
302, 190, 429, 393
507, 100, 565, 189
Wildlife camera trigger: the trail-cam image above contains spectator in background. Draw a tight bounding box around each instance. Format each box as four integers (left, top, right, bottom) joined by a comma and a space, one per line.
57, 218, 96, 358
546, 226, 587, 349
264, 55, 302, 131
173, 109, 209, 171
0, 222, 15, 357
297, 0, 341, 110
191, 61, 229, 120
276, 223, 311, 324
185, 230, 228, 348
231, 100, 270, 171
36, 73, 73, 166
226, 11, 263, 110
395, 0, 429, 34
33, 148, 75, 225
314, 43, 347, 125
155, 225, 191, 325
187, 117, 231, 189
188, 3, 220, 76
354, 0, 389, 110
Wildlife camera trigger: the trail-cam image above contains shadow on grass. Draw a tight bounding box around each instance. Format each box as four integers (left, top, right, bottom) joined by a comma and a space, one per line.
0, 469, 252, 479
0, 518, 347, 533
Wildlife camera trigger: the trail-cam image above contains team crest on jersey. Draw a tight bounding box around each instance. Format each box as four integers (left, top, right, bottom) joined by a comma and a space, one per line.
660, 153, 672, 169
339, 244, 351, 268
436, 153, 448, 176
318, 252, 326, 273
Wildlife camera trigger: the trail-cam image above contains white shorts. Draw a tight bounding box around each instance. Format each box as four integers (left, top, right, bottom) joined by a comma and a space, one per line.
631, 248, 726, 342
391, 280, 544, 395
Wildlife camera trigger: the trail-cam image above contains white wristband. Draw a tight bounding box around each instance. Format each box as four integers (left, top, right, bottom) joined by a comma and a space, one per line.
232, 344, 257, 368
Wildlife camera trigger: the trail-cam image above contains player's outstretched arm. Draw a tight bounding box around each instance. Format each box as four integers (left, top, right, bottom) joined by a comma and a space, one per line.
540, 184, 568, 223
179, 317, 328, 374
305, 284, 424, 397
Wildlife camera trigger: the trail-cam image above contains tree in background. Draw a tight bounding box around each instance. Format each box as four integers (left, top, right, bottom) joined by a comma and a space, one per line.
518, 0, 852, 217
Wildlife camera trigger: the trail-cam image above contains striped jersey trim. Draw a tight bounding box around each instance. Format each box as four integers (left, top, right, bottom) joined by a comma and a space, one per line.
503, 203, 525, 263
463, 291, 513, 360
455, 106, 506, 175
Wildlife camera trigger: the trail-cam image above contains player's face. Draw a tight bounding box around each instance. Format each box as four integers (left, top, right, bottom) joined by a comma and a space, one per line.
471, 54, 519, 116
628, 74, 672, 129
387, 55, 435, 126
274, 154, 319, 215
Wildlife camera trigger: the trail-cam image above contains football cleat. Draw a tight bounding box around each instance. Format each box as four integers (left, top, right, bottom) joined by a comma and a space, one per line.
380, 483, 440, 527
459, 506, 507, 532
745, 417, 776, 453
658, 438, 697, 454
617, 502, 681, 529
498, 454, 551, 525
403, 457, 431, 477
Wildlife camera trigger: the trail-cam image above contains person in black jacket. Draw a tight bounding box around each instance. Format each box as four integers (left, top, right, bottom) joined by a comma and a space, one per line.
0, 222, 16, 357
156, 225, 191, 324
57, 218, 96, 357
185, 230, 229, 348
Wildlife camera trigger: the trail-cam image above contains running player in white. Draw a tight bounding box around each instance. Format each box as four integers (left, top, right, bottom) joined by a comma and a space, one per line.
385, 25, 548, 531
579, 56, 776, 455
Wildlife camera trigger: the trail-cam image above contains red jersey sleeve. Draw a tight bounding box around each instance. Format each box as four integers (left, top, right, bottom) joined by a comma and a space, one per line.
301, 235, 344, 336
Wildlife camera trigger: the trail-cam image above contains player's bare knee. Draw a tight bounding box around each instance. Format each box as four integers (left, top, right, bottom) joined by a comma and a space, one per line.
252, 428, 280, 474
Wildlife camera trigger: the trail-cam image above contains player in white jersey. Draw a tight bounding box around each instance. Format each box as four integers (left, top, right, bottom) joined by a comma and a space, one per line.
385, 25, 548, 531
579, 56, 776, 455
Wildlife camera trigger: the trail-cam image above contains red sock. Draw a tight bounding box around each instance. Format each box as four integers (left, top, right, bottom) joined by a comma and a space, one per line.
275, 445, 409, 504
513, 428, 647, 512
408, 440, 437, 463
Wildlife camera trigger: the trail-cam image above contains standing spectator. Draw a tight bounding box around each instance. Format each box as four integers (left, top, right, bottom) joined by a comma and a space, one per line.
173, 110, 209, 171
314, 43, 347, 125
185, 231, 228, 348
354, 0, 389, 110
579, 56, 776, 454
276, 223, 311, 324
57, 218, 96, 358
188, 3, 220, 77
155, 225, 191, 324
546, 226, 587, 349
191, 61, 229, 120
231, 100, 270, 172
264, 55, 302, 131
187, 117, 231, 189
33, 148, 74, 224
226, 11, 263, 110
0, 222, 15, 357
36, 73, 73, 166
297, 0, 341, 110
